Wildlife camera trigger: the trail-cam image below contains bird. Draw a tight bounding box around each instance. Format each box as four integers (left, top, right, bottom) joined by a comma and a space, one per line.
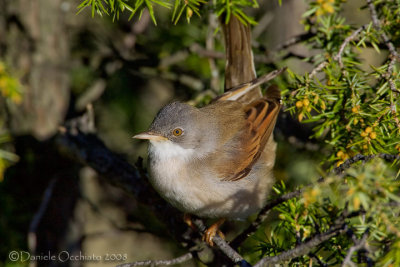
133, 69, 283, 246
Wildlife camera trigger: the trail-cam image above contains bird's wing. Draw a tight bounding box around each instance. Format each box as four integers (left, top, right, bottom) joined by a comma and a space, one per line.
213, 85, 281, 181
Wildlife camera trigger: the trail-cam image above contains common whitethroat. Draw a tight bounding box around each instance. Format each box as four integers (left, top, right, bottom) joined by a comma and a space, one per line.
133, 69, 284, 246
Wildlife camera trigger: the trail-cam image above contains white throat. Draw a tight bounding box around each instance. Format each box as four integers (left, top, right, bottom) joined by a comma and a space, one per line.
149, 140, 195, 161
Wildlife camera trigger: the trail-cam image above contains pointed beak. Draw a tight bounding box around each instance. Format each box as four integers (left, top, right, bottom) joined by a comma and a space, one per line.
132, 131, 168, 141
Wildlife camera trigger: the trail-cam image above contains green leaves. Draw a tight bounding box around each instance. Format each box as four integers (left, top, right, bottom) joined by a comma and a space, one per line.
172, 0, 207, 24
77, 0, 172, 24
216, 0, 258, 25
258, 159, 400, 265
77, 0, 260, 25
284, 1, 400, 166
0, 61, 21, 182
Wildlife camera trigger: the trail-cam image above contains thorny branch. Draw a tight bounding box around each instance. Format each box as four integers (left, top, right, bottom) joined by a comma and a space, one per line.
366, 0, 400, 130
231, 153, 399, 249
253, 211, 364, 267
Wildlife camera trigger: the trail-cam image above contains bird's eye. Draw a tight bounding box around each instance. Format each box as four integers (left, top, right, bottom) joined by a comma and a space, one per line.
172, 128, 183, 136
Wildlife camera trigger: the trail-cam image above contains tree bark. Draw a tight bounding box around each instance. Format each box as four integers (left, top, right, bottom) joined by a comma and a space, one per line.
2, 0, 70, 140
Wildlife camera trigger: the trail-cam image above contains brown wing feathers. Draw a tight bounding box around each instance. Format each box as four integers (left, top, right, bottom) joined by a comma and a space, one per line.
222, 85, 281, 181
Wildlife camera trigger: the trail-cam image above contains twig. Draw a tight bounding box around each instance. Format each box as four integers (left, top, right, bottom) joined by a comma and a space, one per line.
191, 218, 248, 265
334, 153, 399, 174
310, 25, 366, 78
116, 252, 194, 267
28, 179, 57, 253
333, 25, 367, 69
309, 61, 328, 79
341, 230, 369, 267
366, 0, 400, 129
366, 0, 399, 59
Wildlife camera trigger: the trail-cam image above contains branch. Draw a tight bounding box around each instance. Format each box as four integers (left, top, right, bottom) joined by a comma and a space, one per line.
116, 252, 194, 267
366, 0, 399, 59
253, 211, 363, 267
190, 218, 248, 265
231, 153, 399, 249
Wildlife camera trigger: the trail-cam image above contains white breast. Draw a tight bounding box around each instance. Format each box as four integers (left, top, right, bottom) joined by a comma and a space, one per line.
147, 139, 274, 219
148, 140, 203, 213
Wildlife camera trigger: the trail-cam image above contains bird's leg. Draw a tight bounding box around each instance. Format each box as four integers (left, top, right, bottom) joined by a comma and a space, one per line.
202, 218, 226, 246
183, 213, 197, 231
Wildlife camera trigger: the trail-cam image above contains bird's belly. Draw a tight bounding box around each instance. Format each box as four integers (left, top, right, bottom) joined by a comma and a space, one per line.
148, 154, 272, 219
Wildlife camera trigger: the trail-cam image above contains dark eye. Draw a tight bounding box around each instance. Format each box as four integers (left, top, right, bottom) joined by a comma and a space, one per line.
172, 128, 183, 136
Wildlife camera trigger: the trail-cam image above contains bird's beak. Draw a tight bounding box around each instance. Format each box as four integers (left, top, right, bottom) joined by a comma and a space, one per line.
132, 131, 168, 141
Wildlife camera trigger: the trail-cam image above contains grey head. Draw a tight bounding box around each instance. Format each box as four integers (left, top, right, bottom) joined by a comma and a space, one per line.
134, 102, 209, 150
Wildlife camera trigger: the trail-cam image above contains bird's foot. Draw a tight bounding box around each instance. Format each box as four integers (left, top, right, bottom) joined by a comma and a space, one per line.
202, 218, 226, 246
183, 213, 197, 231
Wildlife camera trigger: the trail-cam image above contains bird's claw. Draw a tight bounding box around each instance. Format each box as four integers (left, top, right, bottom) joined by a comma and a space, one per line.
202, 224, 225, 246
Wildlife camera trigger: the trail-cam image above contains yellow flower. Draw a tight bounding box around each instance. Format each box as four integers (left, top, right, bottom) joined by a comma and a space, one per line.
322, 2, 334, 13
320, 100, 326, 110
353, 195, 360, 210
186, 7, 193, 18
365, 126, 372, 133
316, 0, 335, 16
298, 113, 304, 122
